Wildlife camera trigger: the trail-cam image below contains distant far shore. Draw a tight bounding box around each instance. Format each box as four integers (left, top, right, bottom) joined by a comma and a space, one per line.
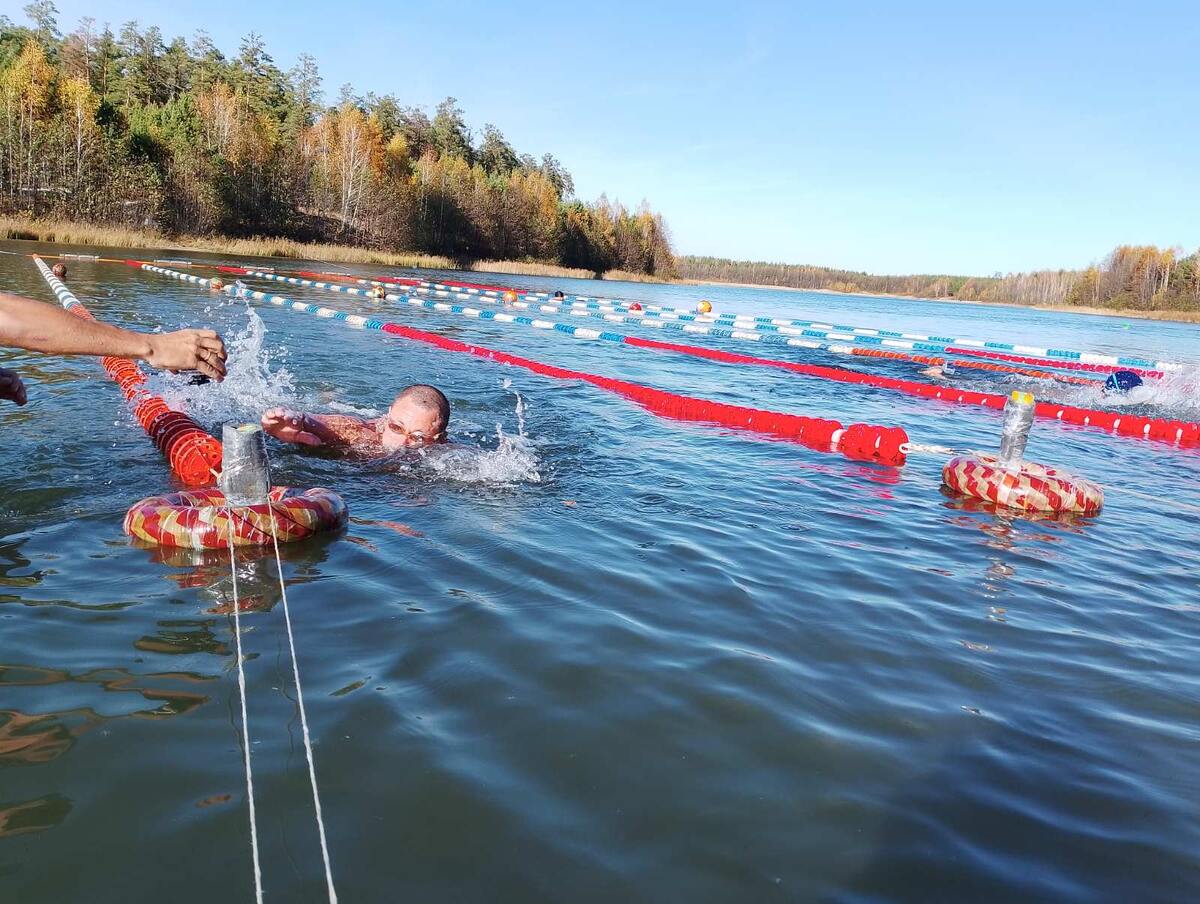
0, 216, 661, 283
5, 216, 1198, 324
676, 278, 1200, 324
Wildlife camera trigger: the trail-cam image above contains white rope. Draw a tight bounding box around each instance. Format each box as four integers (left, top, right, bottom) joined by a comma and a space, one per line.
900, 441, 975, 456
225, 515, 265, 904
266, 502, 339, 903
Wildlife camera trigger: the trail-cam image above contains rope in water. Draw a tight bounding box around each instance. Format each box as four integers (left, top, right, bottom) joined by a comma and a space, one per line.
133, 262, 911, 465
241, 269, 1099, 387
18, 249, 1186, 374
267, 268, 1161, 380
265, 508, 339, 903
32, 256, 223, 485
223, 513, 265, 904
403, 277, 1183, 374
218, 267, 1200, 451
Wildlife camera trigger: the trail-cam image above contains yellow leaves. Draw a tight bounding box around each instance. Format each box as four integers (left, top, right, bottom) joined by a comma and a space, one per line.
196, 81, 276, 167
59, 77, 99, 135
4, 41, 54, 122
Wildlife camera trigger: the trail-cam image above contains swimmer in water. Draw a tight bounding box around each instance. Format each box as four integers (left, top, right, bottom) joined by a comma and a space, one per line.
261, 384, 450, 454
1103, 369, 1143, 394
920, 361, 956, 380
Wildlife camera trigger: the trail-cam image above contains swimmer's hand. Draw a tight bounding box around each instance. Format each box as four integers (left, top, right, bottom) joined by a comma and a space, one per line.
0, 367, 27, 406
144, 329, 227, 381
261, 407, 324, 446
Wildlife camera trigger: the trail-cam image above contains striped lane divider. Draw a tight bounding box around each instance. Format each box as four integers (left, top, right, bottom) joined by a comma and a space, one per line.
33, 257, 223, 485
133, 262, 911, 465
151, 258, 1187, 375
243, 268, 1099, 387
409, 280, 1182, 374
238, 269, 1099, 387
210, 267, 1200, 451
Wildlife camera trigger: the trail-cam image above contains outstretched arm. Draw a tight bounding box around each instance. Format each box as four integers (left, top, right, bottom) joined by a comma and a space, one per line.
0, 292, 227, 379
261, 408, 375, 448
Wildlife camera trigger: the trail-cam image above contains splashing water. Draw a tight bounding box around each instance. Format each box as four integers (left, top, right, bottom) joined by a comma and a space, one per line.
416, 427, 543, 485
151, 303, 300, 427
388, 381, 542, 485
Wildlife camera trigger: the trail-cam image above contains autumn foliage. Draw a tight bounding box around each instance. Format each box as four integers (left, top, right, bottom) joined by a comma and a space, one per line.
0, 8, 676, 276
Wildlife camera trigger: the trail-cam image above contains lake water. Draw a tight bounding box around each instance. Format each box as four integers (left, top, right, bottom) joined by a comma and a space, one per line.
2, 239, 1199, 903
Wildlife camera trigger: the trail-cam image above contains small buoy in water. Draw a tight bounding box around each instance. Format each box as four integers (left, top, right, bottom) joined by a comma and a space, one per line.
942, 389, 1103, 515
372, 284, 386, 300
503, 290, 519, 304
697, 300, 713, 314
1104, 370, 1143, 393
51, 262, 67, 279
629, 302, 643, 312
210, 277, 224, 291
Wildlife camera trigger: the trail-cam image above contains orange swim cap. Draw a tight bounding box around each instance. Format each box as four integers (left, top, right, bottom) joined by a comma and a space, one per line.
503, 290, 519, 304
697, 300, 713, 314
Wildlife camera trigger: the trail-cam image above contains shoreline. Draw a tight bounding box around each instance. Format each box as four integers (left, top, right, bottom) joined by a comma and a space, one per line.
5, 216, 1198, 324
677, 278, 1200, 325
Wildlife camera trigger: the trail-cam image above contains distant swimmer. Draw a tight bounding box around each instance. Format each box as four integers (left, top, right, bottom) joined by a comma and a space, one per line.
51, 263, 67, 279
920, 362, 956, 380
553, 290, 566, 300
261, 384, 450, 455
1104, 370, 1143, 393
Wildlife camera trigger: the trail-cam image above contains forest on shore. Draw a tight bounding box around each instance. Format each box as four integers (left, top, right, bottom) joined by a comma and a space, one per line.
680, 244, 1200, 313
0, 4, 676, 276
4, 6, 1196, 312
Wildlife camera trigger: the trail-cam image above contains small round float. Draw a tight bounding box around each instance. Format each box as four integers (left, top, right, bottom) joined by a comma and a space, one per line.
124, 486, 348, 549
942, 454, 1103, 516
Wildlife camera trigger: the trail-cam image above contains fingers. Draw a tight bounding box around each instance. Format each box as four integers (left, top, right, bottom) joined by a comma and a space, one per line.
197, 333, 227, 360
196, 347, 226, 380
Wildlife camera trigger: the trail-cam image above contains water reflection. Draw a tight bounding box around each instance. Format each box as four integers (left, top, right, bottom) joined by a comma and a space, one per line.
0, 794, 71, 839
132, 533, 337, 616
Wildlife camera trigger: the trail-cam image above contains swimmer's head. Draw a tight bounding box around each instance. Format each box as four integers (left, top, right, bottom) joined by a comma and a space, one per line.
210, 277, 224, 291
697, 300, 713, 314
51, 263, 67, 279
379, 384, 450, 451
553, 290, 565, 299
1104, 370, 1143, 394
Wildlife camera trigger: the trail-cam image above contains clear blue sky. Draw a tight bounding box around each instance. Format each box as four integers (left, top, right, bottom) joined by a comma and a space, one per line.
37, 0, 1200, 275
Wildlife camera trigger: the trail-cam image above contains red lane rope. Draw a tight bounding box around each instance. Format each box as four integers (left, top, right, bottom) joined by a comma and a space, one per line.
373, 321, 910, 464
36, 260, 222, 485
946, 347, 1165, 380
608, 336, 1199, 448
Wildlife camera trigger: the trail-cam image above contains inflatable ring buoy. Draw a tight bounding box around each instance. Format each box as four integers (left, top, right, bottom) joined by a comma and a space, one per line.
124, 487, 348, 549
942, 454, 1103, 516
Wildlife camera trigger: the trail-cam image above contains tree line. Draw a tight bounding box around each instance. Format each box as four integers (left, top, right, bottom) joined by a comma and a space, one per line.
0, 3, 677, 276
679, 243, 1200, 312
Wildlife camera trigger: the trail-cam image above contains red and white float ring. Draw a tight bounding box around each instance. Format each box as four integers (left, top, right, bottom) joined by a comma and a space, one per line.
124, 487, 348, 549
942, 454, 1103, 516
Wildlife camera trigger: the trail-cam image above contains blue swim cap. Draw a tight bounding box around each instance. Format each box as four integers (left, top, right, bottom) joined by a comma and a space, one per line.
1104, 370, 1143, 393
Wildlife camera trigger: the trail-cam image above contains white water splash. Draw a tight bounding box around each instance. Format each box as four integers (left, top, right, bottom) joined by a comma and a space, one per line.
152, 303, 300, 425
399, 381, 542, 485
416, 426, 542, 485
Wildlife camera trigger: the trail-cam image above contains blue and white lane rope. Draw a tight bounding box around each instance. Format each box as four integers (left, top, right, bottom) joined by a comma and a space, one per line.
398, 279, 1182, 373
236, 269, 1096, 380
231, 270, 895, 360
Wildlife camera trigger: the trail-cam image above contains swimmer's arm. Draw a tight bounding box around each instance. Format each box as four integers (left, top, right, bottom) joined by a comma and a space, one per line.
260, 409, 375, 448
0, 292, 227, 380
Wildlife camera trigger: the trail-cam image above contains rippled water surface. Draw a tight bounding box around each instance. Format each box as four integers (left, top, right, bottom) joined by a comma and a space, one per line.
2, 240, 1199, 903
